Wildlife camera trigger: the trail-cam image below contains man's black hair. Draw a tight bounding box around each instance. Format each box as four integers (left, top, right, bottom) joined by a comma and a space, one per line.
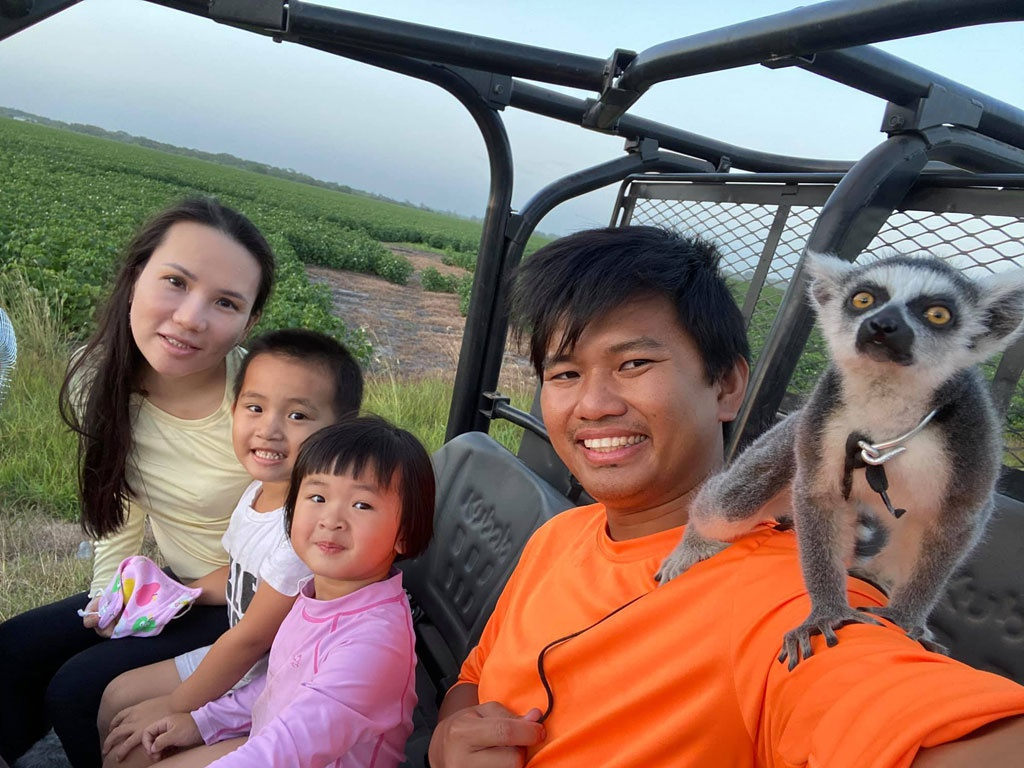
509, 226, 749, 383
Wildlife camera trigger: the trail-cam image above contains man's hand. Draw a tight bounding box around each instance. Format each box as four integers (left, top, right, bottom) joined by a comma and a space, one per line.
103, 695, 174, 761
142, 712, 202, 761
428, 702, 545, 768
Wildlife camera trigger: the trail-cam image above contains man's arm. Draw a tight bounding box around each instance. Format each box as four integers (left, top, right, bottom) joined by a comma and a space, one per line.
437, 682, 481, 723
428, 683, 545, 768
912, 716, 1024, 766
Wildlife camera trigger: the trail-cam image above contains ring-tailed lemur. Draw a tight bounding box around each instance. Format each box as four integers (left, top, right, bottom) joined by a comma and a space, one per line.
656, 251, 1024, 669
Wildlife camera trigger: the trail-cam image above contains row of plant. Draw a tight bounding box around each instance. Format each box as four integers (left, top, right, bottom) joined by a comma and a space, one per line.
420, 266, 474, 315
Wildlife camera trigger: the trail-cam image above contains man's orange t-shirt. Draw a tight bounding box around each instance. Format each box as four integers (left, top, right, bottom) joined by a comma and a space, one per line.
459, 504, 1024, 768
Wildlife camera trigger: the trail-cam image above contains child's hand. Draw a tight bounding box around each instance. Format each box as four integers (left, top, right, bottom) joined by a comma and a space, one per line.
79, 597, 116, 638
143, 712, 202, 760
103, 694, 173, 761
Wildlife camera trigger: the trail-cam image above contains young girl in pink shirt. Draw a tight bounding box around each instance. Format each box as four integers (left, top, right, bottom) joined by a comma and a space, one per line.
140, 416, 435, 767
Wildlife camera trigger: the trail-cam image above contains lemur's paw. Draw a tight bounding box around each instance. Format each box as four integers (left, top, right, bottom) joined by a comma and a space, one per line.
778, 607, 881, 670
656, 537, 728, 584
918, 637, 948, 655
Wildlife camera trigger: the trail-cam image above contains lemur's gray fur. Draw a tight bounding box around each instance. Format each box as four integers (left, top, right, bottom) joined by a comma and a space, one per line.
657, 251, 1024, 669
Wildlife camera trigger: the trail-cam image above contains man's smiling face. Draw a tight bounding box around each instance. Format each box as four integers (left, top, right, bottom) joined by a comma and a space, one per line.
540, 293, 746, 537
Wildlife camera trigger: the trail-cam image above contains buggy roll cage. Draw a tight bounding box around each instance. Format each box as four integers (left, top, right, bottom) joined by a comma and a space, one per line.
4, 0, 1024, 460
6, 2, 1024, 754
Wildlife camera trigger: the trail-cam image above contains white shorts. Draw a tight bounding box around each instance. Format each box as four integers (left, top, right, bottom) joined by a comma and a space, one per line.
174, 645, 267, 688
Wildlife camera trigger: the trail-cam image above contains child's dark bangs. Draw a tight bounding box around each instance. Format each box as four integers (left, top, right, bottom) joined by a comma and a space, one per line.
324, 450, 398, 492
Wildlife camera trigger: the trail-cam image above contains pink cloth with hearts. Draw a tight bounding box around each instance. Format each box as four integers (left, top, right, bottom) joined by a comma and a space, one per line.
87, 555, 202, 638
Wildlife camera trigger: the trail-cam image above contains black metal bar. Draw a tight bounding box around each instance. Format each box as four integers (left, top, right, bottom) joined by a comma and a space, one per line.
481, 394, 551, 442
0, 0, 81, 42
141, 0, 212, 20
148, 1, 1024, 177
286, 0, 610, 92
510, 81, 855, 173
743, 203, 791, 326
620, 172, 1024, 188
585, 0, 1024, 130
508, 148, 715, 248
921, 127, 1024, 173
729, 132, 934, 456
208, 0, 285, 30
282, 38, 519, 441
796, 47, 1024, 152
445, 106, 515, 440
991, 338, 1024, 419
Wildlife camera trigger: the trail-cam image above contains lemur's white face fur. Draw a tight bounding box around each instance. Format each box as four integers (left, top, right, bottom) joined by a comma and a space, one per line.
805, 252, 1024, 391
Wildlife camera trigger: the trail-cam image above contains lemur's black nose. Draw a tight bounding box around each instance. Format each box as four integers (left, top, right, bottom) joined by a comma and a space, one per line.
868, 314, 898, 334
856, 306, 914, 361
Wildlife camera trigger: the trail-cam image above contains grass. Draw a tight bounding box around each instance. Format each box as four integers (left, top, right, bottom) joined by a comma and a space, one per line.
0, 271, 79, 520
0, 506, 92, 620
0, 277, 534, 621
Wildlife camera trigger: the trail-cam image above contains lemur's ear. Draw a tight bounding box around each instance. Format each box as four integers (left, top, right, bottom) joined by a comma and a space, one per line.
803, 251, 851, 308
972, 269, 1024, 358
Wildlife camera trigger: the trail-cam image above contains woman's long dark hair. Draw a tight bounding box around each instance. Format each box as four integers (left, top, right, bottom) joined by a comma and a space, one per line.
59, 198, 276, 539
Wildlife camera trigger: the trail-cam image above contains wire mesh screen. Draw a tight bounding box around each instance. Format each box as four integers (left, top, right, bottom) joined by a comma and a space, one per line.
620, 179, 1024, 468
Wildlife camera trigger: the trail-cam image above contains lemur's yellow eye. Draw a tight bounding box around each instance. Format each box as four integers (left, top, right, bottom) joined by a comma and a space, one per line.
850, 291, 874, 310
924, 306, 952, 325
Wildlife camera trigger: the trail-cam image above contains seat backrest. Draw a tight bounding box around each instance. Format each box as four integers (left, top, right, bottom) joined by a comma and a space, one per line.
403, 431, 574, 664
399, 431, 574, 766
400, 430, 574, 686
929, 491, 1024, 682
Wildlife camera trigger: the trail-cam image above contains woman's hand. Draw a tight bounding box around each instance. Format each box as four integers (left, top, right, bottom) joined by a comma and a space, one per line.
79, 596, 116, 638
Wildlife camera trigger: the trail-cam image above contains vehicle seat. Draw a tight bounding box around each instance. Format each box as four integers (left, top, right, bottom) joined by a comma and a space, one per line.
929, 490, 1024, 682
399, 431, 574, 766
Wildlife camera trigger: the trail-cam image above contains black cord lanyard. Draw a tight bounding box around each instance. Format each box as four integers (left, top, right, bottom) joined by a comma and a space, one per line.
535, 593, 646, 724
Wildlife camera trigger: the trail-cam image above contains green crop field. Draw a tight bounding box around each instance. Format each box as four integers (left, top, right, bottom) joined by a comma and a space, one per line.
0, 116, 519, 358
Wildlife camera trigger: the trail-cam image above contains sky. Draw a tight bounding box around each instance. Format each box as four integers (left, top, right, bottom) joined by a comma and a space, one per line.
1, 0, 1022, 235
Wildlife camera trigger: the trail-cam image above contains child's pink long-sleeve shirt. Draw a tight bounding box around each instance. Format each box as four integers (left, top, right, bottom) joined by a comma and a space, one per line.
193, 571, 417, 768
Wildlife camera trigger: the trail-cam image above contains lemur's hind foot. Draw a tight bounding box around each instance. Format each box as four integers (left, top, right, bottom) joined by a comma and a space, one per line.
657, 526, 729, 583
861, 606, 948, 654
778, 606, 881, 670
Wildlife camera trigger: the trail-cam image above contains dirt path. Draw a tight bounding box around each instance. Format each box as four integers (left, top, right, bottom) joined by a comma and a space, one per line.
307, 245, 532, 382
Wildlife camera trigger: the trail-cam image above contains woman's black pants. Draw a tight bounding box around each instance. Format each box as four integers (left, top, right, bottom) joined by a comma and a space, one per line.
0, 591, 227, 768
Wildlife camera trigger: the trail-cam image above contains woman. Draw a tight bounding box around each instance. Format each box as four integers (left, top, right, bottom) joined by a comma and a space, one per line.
0, 198, 275, 768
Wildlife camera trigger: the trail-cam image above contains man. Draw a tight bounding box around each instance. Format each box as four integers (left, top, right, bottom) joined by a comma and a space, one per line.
428, 226, 1024, 767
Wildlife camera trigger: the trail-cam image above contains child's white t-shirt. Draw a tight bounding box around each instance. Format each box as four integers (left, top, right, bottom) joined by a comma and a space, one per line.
175, 480, 310, 683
